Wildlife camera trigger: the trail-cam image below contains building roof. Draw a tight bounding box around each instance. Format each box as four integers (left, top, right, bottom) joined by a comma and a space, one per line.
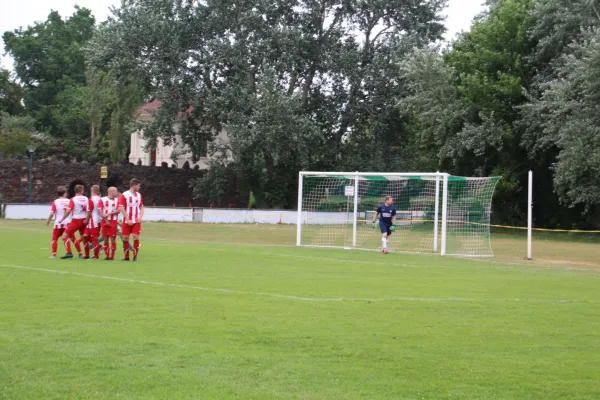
137, 99, 194, 119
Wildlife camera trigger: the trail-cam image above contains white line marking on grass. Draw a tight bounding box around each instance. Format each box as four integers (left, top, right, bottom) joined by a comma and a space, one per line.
0, 264, 591, 304
149, 243, 449, 270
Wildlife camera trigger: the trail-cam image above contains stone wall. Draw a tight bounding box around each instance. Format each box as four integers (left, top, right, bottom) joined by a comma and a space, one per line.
0, 160, 245, 207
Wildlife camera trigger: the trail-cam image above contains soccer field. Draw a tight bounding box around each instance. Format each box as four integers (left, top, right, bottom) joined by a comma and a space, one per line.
1, 220, 599, 399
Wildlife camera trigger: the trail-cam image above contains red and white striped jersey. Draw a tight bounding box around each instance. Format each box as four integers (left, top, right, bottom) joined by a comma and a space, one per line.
102, 196, 119, 221
68, 195, 90, 219
118, 190, 144, 222
51, 198, 72, 229
88, 195, 104, 228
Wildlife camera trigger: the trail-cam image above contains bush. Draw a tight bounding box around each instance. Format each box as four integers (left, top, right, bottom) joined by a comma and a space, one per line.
0, 129, 32, 157
86, 150, 99, 165
192, 161, 232, 206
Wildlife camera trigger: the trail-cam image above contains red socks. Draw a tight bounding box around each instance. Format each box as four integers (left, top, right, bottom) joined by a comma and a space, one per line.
62, 237, 72, 253
92, 236, 100, 259
123, 241, 130, 259
51, 240, 58, 256
133, 240, 140, 258
72, 237, 82, 255
83, 237, 90, 258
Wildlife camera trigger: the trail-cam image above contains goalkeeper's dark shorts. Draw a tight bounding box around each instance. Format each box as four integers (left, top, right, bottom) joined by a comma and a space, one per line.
379, 221, 393, 236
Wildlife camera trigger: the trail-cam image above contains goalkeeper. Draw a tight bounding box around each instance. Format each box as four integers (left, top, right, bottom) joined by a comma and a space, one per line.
372, 196, 397, 253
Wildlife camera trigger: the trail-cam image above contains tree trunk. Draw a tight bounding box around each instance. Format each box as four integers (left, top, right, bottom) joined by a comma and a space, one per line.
89, 121, 95, 150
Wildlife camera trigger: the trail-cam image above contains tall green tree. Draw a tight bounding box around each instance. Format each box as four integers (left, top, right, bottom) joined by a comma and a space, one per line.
399, 0, 535, 223
107, 82, 142, 164
2, 7, 96, 136
518, 0, 600, 226
84, 68, 116, 150
90, 0, 446, 207
521, 29, 600, 213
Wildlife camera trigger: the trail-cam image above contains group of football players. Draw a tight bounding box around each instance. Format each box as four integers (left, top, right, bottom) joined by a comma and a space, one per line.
47, 178, 144, 262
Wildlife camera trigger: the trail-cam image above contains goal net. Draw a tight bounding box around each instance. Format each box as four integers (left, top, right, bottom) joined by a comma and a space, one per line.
296, 172, 500, 257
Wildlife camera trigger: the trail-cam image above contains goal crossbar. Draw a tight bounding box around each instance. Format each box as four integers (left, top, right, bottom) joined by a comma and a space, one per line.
300, 171, 448, 178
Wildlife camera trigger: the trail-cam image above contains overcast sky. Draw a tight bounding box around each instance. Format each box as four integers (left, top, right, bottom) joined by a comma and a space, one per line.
0, 0, 486, 71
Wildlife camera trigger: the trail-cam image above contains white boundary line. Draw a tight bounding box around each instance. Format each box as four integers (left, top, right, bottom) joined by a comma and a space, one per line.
0, 264, 592, 304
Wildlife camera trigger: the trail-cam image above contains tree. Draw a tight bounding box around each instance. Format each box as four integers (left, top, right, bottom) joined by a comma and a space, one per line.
84, 68, 117, 150
0, 112, 35, 157
89, 0, 447, 207
518, 0, 600, 226
398, 0, 536, 223
0, 112, 36, 132
3, 7, 96, 136
521, 29, 600, 209
0, 69, 24, 117
529, 0, 600, 76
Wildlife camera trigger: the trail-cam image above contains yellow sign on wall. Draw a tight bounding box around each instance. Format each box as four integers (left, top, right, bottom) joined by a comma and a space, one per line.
100, 166, 108, 179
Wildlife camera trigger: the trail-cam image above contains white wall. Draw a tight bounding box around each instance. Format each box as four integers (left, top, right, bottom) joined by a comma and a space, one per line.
5, 204, 49, 220
4, 205, 192, 223
144, 207, 193, 222
197, 209, 299, 224
3, 205, 425, 225
4, 205, 347, 224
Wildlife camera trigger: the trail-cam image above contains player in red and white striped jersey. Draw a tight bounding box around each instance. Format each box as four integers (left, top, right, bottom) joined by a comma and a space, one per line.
58, 184, 91, 259
83, 185, 106, 260
118, 178, 144, 261
101, 187, 120, 260
46, 186, 72, 258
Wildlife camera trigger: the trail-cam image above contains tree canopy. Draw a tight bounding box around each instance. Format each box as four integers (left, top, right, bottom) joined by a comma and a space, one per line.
90, 0, 447, 207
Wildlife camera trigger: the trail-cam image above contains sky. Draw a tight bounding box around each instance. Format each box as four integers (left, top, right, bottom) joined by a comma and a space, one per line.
0, 0, 487, 72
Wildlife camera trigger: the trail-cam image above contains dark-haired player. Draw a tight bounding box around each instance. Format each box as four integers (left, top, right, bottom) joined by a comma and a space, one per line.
58, 184, 91, 259
46, 186, 71, 258
83, 185, 106, 260
101, 187, 120, 260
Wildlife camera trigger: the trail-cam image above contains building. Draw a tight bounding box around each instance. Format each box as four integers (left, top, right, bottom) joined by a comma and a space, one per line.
129, 100, 228, 169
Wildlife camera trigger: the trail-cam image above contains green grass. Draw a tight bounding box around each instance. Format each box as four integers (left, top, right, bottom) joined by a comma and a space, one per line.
1, 220, 600, 399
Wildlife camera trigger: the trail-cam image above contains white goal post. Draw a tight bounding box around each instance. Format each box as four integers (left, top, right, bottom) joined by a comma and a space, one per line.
296, 171, 501, 257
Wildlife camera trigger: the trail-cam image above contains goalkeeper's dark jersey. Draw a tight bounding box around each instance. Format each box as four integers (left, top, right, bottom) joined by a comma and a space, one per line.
376, 204, 396, 225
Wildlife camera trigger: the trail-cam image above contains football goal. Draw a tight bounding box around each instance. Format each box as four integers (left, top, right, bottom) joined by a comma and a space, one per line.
296, 172, 501, 257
